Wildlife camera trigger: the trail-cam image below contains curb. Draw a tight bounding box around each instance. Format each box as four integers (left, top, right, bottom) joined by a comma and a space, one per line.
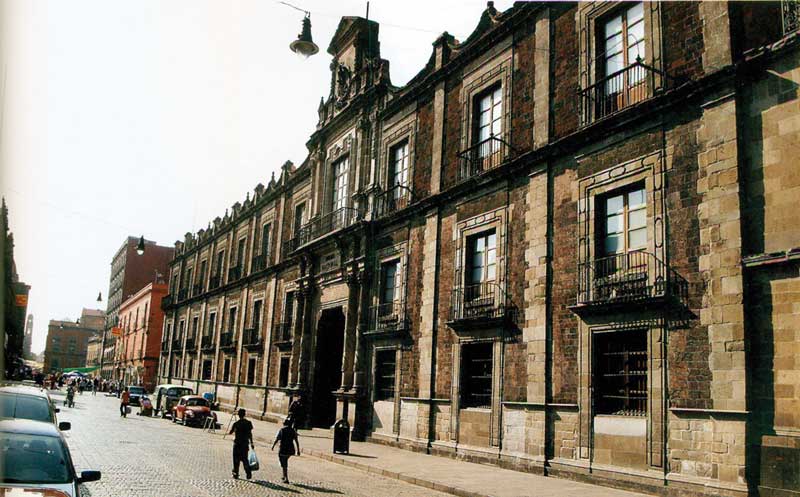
302, 448, 493, 497
249, 435, 493, 497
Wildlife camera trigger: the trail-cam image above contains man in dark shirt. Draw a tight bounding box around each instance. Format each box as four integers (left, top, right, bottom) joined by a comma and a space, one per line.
228, 408, 254, 479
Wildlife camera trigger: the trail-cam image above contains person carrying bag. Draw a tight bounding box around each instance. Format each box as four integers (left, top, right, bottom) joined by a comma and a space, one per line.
271, 418, 300, 484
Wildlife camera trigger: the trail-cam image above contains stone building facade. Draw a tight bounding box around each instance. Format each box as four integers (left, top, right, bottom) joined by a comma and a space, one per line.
113, 282, 167, 390
159, 2, 800, 495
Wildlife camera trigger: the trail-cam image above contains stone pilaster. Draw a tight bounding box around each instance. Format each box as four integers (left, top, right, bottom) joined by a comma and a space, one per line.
699, 1, 732, 74
523, 168, 549, 459
340, 271, 360, 390
533, 8, 550, 149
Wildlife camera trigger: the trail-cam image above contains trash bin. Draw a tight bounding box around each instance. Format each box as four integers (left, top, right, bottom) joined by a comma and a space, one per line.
333, 419, 350, 454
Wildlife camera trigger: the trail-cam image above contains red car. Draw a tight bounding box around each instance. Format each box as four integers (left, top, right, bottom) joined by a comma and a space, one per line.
171, 395, 216, 427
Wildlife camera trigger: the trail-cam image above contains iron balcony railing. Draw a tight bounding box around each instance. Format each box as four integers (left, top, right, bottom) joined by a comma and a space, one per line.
580, 59, 665, 124
219, 332, 235, 350
457, 136, 516, 183
177, 288, 189, 302
243, 327, 261, 347
228, 265, 242, 282
200, 335, 214, 350
161, 294, 173, 308
191, 284, 203, 298
184, 336, 196, 350
273, 322, 293, 345
373, 185, 413, 219
251, 253, 268, 273
172, 337, 183, 350
209, 275, 221, 290
576, 251, 689, 306
284, 207, 361, 253
368, 301, 409, 333
449, 282, 515, 323
784, 0, 799, 35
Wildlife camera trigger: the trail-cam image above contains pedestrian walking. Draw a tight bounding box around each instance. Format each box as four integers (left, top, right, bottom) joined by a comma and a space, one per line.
91, 378, 97, 396
120, 387, 130, 418
228, 408, 254, 480
271, 418, 300, 484
287, 395, 304, 429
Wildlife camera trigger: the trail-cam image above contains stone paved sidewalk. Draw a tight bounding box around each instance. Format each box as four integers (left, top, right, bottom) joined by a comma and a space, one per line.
220, 413, 649, 497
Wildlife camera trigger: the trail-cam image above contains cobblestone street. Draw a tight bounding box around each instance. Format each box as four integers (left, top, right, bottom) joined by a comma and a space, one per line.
55, 392, 450, 497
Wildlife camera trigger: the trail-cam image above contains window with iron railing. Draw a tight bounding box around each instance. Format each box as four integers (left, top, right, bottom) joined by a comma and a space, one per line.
460, 342, 493, 409
457, 84, 515, 182
246, 357, 257, 385
374, 349, 396, 401
202, 360, 213, 381
581, 2, 669, 123
784, 0, 800, 35
593, 329, 647, 416
389, 141, 409, 196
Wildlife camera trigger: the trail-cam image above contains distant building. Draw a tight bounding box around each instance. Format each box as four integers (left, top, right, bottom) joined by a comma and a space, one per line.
43, 308, 105, 372
113, 282, 168, 390
100, 237, 173, 379
23, 314, 33, 359
85, 335, 102, 369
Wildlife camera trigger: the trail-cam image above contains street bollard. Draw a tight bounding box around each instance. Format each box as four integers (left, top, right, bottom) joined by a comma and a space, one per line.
333, 418, 350, 454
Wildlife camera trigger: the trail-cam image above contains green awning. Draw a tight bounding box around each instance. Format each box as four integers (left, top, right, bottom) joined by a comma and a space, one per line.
61, 366, 100, 374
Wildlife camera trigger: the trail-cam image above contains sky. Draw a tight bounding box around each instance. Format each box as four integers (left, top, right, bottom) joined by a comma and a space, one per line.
0, 0, 514, 354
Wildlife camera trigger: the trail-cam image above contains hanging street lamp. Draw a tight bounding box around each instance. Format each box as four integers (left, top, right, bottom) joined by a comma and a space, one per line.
290, 13, 319, 58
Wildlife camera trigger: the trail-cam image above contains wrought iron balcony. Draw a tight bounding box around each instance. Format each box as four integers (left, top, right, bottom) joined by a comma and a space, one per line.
448, 282, 517, 330
161, 294, 173, 309
580, 60, 666, 125
373, 185, 413, 219
184, 336, 196, 351
172, 337, 183, 350
191, 284, 203, 298
457, 136, 516, 183
367, 301, 409, 336
228, 265, 242, 282
284, 207, 361, 253
209, 275, 221, 290
273, 322, 293, 350
243, 327, 261, 349
219, 332, 235, 351
784, 0, 799, 35
251, 253, 268, 273
200, 335, 214, 350
575, 251, 689, 310
177, 288, 189, 302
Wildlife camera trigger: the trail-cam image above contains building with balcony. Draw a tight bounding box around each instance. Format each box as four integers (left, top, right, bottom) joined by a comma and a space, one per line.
158, 2, 800, 496
100, 236, 174, 379
113, 282, 168, 390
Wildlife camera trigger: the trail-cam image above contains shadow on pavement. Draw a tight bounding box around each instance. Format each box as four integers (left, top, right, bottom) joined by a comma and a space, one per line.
292, 483, 344, 494
250, 480, 300, 493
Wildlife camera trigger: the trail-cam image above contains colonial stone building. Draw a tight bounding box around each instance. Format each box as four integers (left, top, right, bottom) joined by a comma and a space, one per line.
159, 2, 800, 495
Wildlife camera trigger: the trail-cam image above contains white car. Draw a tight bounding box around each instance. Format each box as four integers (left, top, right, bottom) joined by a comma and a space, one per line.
0, 419, 100, 497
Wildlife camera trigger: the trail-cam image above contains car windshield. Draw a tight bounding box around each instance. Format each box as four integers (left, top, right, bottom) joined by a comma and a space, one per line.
185, 398, 208, 407
167, 388, 192, 397
0, 432, 72, 484
0, 393, 53, 423
128, 387, 145, 394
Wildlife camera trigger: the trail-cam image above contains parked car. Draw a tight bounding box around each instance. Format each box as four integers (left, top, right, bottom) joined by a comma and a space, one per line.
0, 384, 70, 431
0, 419, 100, 497
151, 384, 194, 418
171, 395, 217, 427
127, 386, 146, 406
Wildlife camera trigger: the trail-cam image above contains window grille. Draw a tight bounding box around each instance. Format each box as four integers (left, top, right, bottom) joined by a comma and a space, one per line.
460, 342, 493, 409
593, 329, 647, 416
374, 349, 396, 401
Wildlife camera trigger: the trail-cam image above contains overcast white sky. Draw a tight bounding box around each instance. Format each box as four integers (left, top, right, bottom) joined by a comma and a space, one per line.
0, 0, 514, 354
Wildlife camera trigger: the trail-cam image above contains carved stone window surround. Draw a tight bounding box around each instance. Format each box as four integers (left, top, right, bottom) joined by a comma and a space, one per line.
577, 150, 667, 273
379, 114, 416, 193
372, 241, 408, 309
459, 47, 514, 152
577, 1, 664, 122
